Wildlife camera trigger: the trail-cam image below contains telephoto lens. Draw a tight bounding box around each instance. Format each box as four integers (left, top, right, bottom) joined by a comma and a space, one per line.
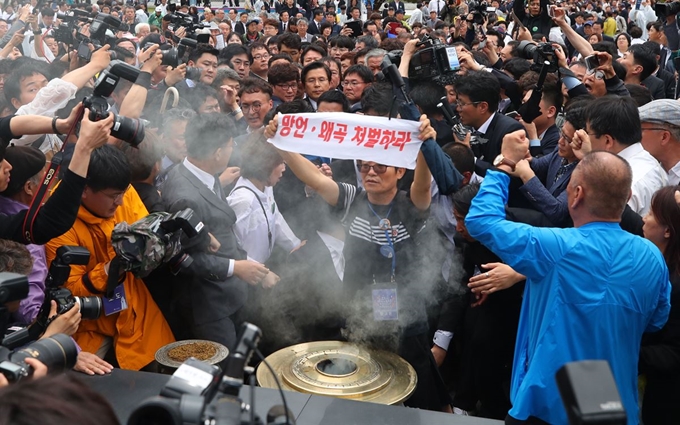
76, 296, 103, 320
110, 114, 145, 147
1, 334, 78, 382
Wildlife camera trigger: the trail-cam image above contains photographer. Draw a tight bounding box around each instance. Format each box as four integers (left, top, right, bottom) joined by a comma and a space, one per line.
45, 144, 175, 372
513, 0, 553, 36
0, 110, 112, 245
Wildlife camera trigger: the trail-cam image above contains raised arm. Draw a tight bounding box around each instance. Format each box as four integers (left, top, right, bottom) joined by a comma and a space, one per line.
264, 116, 340, 206
553, 8, 593, 57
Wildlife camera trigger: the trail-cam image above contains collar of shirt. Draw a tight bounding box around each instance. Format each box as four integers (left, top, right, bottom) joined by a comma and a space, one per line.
669, 159, 680, 186
477, 112, 496, 134
183, 157, 217, 193
617, 142, 644, 161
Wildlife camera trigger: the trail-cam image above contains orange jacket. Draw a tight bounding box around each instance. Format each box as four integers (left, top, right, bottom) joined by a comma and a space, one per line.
45, 187, 175, 370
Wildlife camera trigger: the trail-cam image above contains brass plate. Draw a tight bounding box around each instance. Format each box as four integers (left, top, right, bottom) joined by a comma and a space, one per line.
256, 341, 417, 405
155, 339, 229, 369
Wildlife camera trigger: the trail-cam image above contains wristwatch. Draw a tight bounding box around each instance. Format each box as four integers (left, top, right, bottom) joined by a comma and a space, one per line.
493, 154, 517, 171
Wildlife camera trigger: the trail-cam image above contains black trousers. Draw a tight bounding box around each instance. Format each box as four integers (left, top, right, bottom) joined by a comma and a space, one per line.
505, 414, 551, 425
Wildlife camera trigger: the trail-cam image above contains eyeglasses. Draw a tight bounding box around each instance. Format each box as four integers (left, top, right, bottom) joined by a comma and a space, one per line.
241, 102, 263, 112
357, 162, 389, 174
98, 186, 129, 202
586, 69, 604, 80
342, 79, 366, 87
252, 53, 270, 61
558, 128, 573, 141
455, 100, 482, 108
276, 83, 298, 91
306, 77, 328, 85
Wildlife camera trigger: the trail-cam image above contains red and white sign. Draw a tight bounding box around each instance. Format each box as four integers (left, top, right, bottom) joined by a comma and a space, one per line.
267, 113, 423, 169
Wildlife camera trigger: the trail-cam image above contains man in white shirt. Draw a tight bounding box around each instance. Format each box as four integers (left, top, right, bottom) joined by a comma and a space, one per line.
579, 96, 667, 215
428, 0, 445, 16
638, 99, 680, 186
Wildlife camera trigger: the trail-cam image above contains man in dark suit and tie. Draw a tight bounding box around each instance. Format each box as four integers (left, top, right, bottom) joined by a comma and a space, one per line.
389, 0, 405, 13
308, 8, 324, 34
161, 113, 271, 349
279, 10, 291, 33
453, 71, 525, 172
235, 11, 248, 35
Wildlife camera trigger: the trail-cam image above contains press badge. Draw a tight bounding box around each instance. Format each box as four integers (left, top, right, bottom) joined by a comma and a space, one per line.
103, 283, 128, 316
372, 288, 398, 321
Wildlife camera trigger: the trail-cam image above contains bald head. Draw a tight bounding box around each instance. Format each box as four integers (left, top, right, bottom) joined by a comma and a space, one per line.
570, 151, 632, 220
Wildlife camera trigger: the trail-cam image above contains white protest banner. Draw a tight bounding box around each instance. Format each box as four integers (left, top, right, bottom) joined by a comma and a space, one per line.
267, 112, 423, 169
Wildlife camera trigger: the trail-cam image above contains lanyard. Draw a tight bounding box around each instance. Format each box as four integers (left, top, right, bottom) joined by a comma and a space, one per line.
367, 202, 396, 281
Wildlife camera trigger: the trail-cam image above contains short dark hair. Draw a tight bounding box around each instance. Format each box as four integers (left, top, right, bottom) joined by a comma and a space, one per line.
268, 62, 300, 85
0, 239, 33, 275
317, 89, 350, 112
585, 95, 641, 146
452, 183, 480, 216
628, 44, 657, 81
188, 43, 218, 64
361, 82, 397, 117
86, 145, 131, 192
41, 7, 55, 17
485, 29, 505, 48
410, 81, 446, 116
355, 35, 379, 49
443, 142, 475, 176
4, 61, 49, 106
563, 96, 590, 131
278, 32, 302, 51
247, 41, 269, 62
502, 57, 531, 80
237, 77, 273, 98
239, 134, 284, 182
328, 35, 355, 50
301, 61, 331, 82
629, 26, 642, 39
268, 52, 293, 66
301, 44, 327, 63
218, 44, 248, 64
186, 114, 237, 160
453, 71, 501, 112
625, 83, 653, 107
183, 83, 219, 112
343, 64, 373, 83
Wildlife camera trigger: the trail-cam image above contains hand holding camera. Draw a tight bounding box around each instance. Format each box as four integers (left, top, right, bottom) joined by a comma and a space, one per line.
41, 300, 81, 339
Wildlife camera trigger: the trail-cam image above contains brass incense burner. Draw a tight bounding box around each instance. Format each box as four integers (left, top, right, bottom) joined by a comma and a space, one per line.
256, 341, 417, 405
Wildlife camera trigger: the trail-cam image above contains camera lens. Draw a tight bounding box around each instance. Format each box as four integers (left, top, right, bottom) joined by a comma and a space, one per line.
9, 334, 78, 378
76, 296, 103, 320
111, 114, 145, 147
161, 48, 179, 68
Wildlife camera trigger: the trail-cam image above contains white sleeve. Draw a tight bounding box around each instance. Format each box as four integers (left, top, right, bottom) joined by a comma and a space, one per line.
12, 78, 77, 146
227, 191, 255, 250
274, 208, 301, 252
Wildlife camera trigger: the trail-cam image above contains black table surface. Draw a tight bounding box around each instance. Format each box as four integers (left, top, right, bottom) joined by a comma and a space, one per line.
78, 369, 503, 425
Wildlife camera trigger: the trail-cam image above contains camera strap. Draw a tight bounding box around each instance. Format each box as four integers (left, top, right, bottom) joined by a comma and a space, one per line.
21, 105, 85, 244
232, 186, 273, 248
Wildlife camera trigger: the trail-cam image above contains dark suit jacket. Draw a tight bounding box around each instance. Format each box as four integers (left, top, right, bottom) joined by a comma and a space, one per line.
308, 19, 323, 34
518, 150, 574, 226
657, 68, 676, 99
530, 124, 559, 157
472, 113, 525, 164
389, 0, 406, 12
234, 21, 247, 35
642, 75, 667, 100
161, 163, 247, 327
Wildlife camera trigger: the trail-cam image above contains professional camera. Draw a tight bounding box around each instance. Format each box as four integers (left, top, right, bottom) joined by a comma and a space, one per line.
655, 0, 680, 18
128, 323, 292, 425
112, 208, 206, 277
408, 36, 461, 81
53, 9, 91, 46
143, 37, 198, 70
467, 0, 493, 24
0, 273, 79, 383
516, 40, 560, 73
0, 333, 78, 383
1, 247, 102, 350
165, 11, 209, 34
82, 60, 146, 147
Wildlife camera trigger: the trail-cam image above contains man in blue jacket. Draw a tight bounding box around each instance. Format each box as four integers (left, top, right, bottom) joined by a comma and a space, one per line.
465, 130, 671, 425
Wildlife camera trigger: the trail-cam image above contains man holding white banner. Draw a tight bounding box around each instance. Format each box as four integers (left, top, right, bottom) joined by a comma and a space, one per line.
264, 85, 454, 412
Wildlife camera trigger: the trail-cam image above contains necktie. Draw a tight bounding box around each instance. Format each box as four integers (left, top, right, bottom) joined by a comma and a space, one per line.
213, 176, 225, 200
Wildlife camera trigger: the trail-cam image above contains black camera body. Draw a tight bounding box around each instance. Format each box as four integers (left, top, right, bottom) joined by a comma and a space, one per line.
655, 1, 680, 19
468, 0, 490, 24
409, 36, 461, 81
82, 61, 146, 147
517, 40, 560, 73
166, 12, 209, 35
0, 334, 78, 383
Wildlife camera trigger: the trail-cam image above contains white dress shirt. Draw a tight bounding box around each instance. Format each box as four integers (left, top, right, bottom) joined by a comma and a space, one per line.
316, 231, 345, 281
668, 160, 680, 186
618, 143, 668, 215
227, 177, 301, 264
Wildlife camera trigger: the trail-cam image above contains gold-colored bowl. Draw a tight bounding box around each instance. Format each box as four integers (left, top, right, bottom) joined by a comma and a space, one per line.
256, 341, 417, 405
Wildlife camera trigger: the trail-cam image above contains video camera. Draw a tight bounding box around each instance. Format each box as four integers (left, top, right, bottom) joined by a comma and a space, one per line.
408, 36, 461, 81
655, 0, 680, 18
128, 323, 295, 425
516, 40, 560, 73
468, 0, 494, 24
1, 247, 101, 351
0, 273, 78, 383
165, 11, 209, 35
141, 37, 199, 78
54, 10, 130, 61
82, 60, 146, 147
112, 208, 206, 278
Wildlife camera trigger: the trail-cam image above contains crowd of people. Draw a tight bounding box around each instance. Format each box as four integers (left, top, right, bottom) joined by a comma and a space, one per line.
0, 0, 679, 423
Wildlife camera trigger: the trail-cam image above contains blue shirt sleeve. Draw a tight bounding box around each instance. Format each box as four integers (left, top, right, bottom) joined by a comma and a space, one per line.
646, 272, 672, 333
464, 170, 564, 280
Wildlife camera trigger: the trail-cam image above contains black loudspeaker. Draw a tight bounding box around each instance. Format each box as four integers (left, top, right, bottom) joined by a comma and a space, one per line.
555, 360, 627, 425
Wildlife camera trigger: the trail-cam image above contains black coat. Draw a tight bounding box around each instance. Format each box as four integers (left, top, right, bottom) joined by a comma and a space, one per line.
472, 113, 526, 176
656, 67, 676, 99
234, 21, 247, 35
642, 75, 667, 100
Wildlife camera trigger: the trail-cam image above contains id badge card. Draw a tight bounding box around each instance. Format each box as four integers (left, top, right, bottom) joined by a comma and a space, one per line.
103, 283, 128, 316
372, 287, 398, 321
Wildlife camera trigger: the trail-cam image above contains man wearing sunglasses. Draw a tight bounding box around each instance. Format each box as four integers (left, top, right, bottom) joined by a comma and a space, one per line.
264, 83, 459, 413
